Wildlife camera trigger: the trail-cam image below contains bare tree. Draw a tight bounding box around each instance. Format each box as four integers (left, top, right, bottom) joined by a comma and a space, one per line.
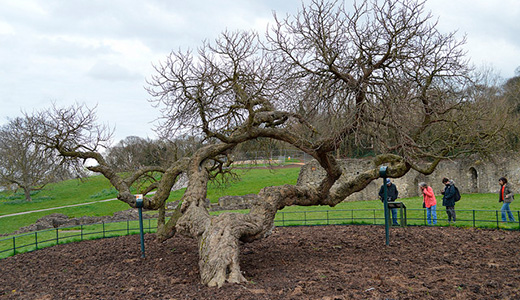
147, 0, 506, 286
0, 117, 69, 201
499, 72, 520, 150
28, 0, 506, 287
105, 136, 198, 172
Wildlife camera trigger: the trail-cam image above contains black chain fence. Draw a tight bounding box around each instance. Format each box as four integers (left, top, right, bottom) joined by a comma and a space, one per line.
1, 208, 519, 259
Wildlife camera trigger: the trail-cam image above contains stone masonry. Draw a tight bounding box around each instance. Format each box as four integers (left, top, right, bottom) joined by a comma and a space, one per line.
297, 156, 520, 201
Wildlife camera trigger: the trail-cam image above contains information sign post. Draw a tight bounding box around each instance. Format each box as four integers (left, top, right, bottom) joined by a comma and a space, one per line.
379, 166, 390, 246
135, 194, 145, 258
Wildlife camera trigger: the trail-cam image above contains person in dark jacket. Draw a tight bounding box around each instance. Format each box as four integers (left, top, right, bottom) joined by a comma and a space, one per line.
379, 178, 399, 225
441, 177, 457, 224
498, 177, 515, 222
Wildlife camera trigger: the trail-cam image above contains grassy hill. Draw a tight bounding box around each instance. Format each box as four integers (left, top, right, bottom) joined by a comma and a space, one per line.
0, 166, 301, 235
1, 165, 516, 236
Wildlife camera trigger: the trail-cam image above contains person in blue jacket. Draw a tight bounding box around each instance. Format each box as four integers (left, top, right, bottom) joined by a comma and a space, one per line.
441, 177, 457, 224
379, 178, 399, 225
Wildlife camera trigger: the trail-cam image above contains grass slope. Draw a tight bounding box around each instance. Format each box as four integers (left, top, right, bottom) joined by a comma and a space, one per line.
1, 166, 517, 236
1, 166, 519, 258
0, 167, 300, 235
0, 176, 117, 216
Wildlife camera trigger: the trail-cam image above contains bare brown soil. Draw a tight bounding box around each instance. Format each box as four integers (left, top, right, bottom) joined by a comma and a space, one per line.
1, 225, 520, 300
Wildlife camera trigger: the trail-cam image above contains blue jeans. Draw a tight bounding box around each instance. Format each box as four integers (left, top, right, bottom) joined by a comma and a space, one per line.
501, 202, 515, 222
391, 208, 399, 225
427, 205, 437, 225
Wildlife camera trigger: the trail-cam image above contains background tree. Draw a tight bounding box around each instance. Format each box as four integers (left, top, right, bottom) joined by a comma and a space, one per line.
28, 0, 507, 287
0, 117, 71, 201
500, 69, 520, 150
105, 136, 200, 171
105, 135, 206, 195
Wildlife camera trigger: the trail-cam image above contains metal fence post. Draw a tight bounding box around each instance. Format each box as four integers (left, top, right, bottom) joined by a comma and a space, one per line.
327, 211, 329, 225
7, 210, 520, 259
134, 194, 146, 258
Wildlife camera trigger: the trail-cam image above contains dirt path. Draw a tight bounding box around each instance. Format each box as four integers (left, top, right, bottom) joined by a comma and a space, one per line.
1, 225, 519, 299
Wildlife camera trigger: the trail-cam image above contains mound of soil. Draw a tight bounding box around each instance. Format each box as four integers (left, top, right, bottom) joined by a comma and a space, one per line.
1, 225, 519, 299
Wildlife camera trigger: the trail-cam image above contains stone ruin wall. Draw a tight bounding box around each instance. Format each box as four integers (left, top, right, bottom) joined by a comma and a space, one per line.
13, 155, 519, 235
173, 155, 520, 207
297, 155, 520, 202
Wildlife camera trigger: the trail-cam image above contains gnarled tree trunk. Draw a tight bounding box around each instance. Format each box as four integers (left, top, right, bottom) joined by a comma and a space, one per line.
198, 213, 251, 286
174, 155, 412, 287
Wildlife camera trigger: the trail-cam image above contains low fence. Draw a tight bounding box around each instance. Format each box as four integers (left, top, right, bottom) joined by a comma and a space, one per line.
231, 150, 312, 164
0, 219, 156, 259
1, 208, 519, 259
274, 208, 520, 229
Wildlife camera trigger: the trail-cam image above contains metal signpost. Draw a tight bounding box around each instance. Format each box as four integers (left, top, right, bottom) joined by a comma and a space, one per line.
135, 194, 145, 258
379, 166, 390, 246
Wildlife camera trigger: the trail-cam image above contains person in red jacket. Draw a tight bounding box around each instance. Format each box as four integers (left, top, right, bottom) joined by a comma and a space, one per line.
419, 182, 437, 225
498, 177, 515, 222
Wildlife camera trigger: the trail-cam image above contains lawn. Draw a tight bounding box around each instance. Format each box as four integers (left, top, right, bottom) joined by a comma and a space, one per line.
0, 176, 118, 216
0, 167, 301, 235
1, 166, 518, 237
1, 165, 520, 259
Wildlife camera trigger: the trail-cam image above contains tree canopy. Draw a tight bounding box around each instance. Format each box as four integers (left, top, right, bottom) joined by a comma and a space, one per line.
23, 0, 514, 287
0, 117, 72, 201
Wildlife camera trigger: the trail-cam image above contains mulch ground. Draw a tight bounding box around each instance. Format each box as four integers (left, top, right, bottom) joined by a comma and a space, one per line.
1, 225, 520, 300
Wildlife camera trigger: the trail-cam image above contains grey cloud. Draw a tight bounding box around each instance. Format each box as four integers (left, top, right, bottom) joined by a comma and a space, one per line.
36, 36, 113, 58
1, 0, 518, 141
87, 61, 143, 82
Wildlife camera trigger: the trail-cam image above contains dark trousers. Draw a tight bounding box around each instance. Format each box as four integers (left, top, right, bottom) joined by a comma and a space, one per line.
446, 206, 456, 222
390, 208, 399, 225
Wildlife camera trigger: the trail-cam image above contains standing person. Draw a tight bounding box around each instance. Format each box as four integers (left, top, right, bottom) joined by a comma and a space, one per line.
441, 177, 457, 224
498, 177, 515, 222
379, 178, 399, 225
419, 182, 437, 225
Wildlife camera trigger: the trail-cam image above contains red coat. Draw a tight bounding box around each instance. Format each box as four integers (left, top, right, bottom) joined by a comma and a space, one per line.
422, 186, 437, 208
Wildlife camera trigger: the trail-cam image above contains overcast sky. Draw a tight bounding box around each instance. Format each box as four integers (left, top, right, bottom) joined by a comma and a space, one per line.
1, 0, 519, 143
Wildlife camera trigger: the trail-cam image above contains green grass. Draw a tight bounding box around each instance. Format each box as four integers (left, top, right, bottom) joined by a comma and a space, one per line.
273, 193, 520, 229
0, 202, 131, 235
166, 167, 300, 203
0, 176, 116, 216
2, 192, 520, 259
2, 166, 519, 258
2, 194, 517, 259
207, 191, 519, 230
0, 219, 158, 259
0, 167, 300, 235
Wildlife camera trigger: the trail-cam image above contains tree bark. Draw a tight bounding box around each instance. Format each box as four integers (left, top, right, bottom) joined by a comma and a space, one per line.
156, 202, 182, 242
23, 187, 32, 202
173, 155, 413, 287
197, 213, 251, 287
